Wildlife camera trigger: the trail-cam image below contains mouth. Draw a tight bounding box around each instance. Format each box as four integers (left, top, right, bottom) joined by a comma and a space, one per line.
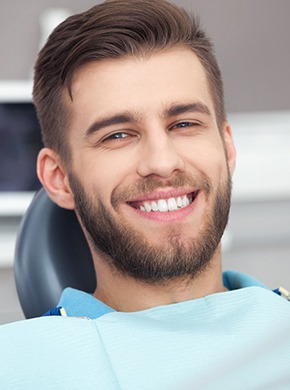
129, 191, 198, 213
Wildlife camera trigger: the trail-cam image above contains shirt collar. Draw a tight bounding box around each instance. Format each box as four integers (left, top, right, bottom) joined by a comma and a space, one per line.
57, 271, 269, 319
58, 287, 115, 318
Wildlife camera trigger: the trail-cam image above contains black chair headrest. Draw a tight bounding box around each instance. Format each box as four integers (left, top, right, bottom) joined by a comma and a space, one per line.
14, 188, 96, 318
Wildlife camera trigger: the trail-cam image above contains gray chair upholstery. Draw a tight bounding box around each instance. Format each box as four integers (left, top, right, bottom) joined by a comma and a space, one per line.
14, 188, 95, 319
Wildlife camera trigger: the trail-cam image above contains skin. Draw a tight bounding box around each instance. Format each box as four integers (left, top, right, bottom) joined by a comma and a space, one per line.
38, 47, 236, 312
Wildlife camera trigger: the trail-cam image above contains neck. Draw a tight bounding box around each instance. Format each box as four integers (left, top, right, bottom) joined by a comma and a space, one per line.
93, 246, 226, 312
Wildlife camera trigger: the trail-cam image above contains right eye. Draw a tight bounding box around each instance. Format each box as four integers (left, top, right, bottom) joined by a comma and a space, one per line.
103, 132, 130, 141
97, 130, 138, 149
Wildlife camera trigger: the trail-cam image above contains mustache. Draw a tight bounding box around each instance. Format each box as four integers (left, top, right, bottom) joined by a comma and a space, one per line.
111, 172, 212, 207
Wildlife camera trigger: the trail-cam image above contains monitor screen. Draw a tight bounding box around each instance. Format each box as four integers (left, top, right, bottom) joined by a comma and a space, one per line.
0, 102, 42, 191
0, 81, 43, 216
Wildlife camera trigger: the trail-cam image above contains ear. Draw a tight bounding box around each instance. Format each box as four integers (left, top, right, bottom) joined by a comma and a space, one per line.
222, 122, 236, 176
37, 148, 75, 210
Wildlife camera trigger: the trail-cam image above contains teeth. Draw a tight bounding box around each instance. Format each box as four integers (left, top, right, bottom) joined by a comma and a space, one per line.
177, 197, 182, 207
144, 202, 151, 212
168, 197, 177, 211
158, 199, 168, 212
139, 194, 193, 212
182, 195, 189, 207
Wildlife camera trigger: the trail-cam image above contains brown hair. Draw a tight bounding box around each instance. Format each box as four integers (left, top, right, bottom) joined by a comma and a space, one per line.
33, 0, 225, 164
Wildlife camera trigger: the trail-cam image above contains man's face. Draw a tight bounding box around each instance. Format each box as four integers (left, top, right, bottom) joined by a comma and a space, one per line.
65, 48, 235, 282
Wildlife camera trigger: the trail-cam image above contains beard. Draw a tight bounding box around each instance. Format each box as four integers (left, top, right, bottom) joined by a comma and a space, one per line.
68, 169, 232, 284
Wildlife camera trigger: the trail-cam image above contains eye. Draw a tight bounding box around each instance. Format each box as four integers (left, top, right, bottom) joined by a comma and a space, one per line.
170, 121, 200, 130
103, 132, 130, 142
169, 121, 201, 130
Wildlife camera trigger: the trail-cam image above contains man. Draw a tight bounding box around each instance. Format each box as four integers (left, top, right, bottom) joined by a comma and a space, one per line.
1, 0, 290, 388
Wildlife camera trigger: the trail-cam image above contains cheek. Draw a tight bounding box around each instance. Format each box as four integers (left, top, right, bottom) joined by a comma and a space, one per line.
182, 140, 227, 179
79, 152, 136, 204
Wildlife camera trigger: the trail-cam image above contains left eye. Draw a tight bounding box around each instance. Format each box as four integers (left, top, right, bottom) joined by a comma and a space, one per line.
170, 121, 198, 130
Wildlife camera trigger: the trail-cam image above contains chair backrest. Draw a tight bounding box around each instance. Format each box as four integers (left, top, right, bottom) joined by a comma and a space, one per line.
14, 188, 96, 318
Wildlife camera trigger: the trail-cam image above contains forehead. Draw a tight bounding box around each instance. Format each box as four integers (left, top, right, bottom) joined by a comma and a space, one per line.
67, 47, 215, 124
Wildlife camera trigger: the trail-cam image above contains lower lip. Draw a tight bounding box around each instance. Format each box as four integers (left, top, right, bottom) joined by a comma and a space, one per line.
129, 193, 199, 223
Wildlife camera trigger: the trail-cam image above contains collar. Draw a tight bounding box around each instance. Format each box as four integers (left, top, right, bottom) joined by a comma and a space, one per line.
43, 270, 287, 318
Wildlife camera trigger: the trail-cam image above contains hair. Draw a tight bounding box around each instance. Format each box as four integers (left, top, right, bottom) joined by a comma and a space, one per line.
33, 0, 226, 164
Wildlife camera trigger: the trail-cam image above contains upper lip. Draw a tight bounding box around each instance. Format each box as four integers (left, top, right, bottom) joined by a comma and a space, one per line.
127, 188, 198, 203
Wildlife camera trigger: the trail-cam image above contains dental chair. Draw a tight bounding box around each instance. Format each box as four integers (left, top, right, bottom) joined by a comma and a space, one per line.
14, 188, 96, 319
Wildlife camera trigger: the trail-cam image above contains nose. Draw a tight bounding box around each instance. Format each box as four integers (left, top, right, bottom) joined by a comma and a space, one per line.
137, 131, 185, 178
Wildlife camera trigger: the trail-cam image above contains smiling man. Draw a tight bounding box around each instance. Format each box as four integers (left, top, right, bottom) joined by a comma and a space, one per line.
1, 0, 290, 388
39, 47, 235, 310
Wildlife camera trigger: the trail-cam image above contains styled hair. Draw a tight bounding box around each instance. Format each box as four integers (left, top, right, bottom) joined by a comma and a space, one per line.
33, 0, 225, 164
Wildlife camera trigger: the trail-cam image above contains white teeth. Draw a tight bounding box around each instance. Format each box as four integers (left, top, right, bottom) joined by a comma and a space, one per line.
158, 199, 168, 212
177, 197, 182, 207
182, 195, 189, 207
144, 202, 151, 212
168, 197, 178, 211
139, 194, 193, 212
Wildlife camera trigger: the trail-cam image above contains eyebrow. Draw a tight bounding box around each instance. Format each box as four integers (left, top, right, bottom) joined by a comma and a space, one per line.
164, 102, 212, 118
85, 101, 212, 137
85, 113, 137, 137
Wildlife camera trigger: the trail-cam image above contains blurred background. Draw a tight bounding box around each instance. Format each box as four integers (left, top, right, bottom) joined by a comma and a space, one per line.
0, 0, 289, 324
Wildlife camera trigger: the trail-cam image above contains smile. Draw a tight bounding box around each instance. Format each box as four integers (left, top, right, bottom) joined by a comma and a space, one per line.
137, 192, 197, 213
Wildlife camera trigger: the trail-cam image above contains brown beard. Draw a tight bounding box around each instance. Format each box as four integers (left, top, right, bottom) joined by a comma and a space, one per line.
68, 170, 232, 283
